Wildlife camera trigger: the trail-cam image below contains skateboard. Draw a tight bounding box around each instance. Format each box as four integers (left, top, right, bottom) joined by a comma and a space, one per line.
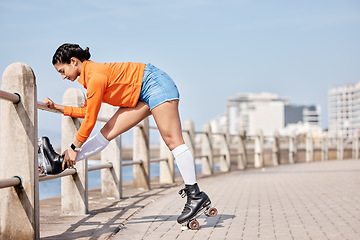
181, 204, 218, 230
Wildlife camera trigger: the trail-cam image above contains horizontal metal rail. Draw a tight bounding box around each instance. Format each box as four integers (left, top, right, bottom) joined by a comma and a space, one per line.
0, 89, 109, 122
149, 158, 168, 163
37, 101, 109, 122
195, 154, 209, 159
0, 90, 21, 103
88, 163, 113, 172
39, 168, 77, 182
122, 160, 143, 166
0, 176, 21, 189
230, 153, 242, 157
37, 101, 63, 114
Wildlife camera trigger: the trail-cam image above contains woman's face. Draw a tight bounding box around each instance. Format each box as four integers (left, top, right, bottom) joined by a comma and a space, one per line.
54, 58, 80, 81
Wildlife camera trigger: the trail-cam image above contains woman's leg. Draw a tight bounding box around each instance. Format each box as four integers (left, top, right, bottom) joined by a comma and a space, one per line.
152, 100, 212, 225
151, 100, 196, 185
76, 101, 151, 161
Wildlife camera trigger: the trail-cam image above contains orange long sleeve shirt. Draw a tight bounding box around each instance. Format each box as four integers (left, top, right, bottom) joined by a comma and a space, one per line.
63, 61, 146, 142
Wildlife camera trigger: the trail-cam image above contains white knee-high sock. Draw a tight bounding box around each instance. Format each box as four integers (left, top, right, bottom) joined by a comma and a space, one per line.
76, 132, 110, 161
171, 144, 197, 185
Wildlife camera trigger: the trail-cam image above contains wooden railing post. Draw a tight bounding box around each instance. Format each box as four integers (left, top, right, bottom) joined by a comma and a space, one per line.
272, 130, 280, 166
61, 88, 88, 215
133, 118, 150, 190
254, 130, 264, 168
352, 132, 359, 160
201, 123, 213, 175
337, 136, 344, 160
0, 62, 39, 239
159, 137, 174, 184
220, 126, 231, 172
306, 132, 314, 163
237, 127, 247, 170
101, 104, 122, 198
321, 132, 329, 161
288, 132, 296, 164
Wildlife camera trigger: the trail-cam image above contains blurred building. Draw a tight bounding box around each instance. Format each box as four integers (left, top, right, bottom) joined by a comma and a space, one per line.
210, 92, 321, 137
328, 81, 360, 138
226, 92, 287, 136
285, 105, 321, 126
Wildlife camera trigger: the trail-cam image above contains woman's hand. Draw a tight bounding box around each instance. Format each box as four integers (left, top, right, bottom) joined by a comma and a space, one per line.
42, 97, 56, 109
62, 149, 78, 170
42, 97, 65, 113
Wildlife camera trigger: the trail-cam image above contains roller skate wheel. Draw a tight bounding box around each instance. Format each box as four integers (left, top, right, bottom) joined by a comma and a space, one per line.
188, 219, 200, 230
208, 207, 218, 217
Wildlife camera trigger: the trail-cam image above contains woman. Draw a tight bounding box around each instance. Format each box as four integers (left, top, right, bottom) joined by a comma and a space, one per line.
42, 43, 212, 226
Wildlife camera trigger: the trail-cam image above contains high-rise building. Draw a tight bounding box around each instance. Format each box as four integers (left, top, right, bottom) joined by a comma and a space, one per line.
328, 81, 360, 138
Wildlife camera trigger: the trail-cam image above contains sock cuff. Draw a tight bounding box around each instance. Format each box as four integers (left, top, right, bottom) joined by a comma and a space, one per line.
171, 144, 189, 158
95, 132, 110, 145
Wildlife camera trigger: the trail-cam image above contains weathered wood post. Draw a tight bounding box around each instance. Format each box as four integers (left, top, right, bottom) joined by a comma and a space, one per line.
61, 88, 88, 215
288, 132, 296, 164
352, 132, 359, 160
306, 132, 314, 163
201, 123, 213, 175
254, 129, 264, 168
321, 132, 329, 161
133, 118, 150, 190
0, 63, 39, 239
159, 137, 175, 184
101, 104, 122, 198
337, 135, 344, 160
237, 127, 247, 170
272, 130, 280, 166
219, 126, 231, 172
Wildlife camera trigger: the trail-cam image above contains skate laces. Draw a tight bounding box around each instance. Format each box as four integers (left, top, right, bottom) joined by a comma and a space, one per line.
178, 188, 190, 198
178, 188, 192, 213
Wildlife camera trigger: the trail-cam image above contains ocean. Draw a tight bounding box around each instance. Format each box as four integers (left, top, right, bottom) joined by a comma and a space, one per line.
39, 160, 209, 200
39, 161, 165, 200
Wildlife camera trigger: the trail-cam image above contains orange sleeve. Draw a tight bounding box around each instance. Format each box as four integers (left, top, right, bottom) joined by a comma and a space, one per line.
76, 73, 106, 142
63, 100, 87, 118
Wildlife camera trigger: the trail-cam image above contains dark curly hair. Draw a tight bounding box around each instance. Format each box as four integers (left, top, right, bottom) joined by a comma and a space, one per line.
52, 43, 91, 65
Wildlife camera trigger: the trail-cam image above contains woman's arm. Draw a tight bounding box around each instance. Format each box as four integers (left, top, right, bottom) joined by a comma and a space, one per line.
43, 97, 86, 169
43, 97, 87, 118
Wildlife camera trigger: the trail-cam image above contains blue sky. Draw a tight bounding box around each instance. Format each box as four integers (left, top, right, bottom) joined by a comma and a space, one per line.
1, 0, 359, 143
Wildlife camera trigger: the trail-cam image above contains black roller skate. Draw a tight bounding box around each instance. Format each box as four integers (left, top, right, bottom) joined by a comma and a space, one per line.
38, 137, 67, 175
177, 183, 218, 230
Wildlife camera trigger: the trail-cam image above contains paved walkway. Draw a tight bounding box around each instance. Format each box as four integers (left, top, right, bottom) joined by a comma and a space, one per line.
113, 160, 360, 240
40, 159, 360, 240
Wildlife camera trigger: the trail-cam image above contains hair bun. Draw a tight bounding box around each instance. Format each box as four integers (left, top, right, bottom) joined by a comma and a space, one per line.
84, 47, 91, 60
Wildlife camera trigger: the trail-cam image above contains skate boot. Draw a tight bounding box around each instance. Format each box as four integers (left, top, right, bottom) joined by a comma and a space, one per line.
39, 137, 67, 175
177, 183, 217, 230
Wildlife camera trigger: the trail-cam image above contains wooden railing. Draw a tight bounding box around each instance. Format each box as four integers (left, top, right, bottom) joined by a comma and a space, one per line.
0, 62, 358, 239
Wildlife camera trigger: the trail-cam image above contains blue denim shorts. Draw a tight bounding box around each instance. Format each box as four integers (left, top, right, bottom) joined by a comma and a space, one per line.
139, 63, 180, 111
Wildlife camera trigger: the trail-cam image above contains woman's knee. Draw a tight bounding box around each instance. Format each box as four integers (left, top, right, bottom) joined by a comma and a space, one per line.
100, 124, 113, 141
162, 135, 184, 151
